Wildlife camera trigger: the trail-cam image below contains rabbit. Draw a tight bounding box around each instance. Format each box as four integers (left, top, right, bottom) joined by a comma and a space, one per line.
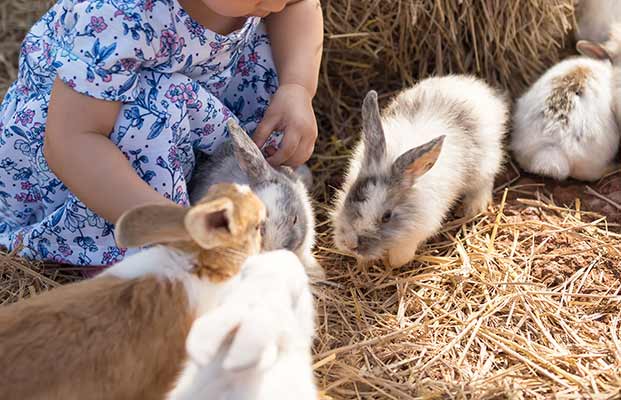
511, 55, 619, 181
0, 183, 315, 400
577, 23, 621, 125
189, 119, 323, 280
575, 0, 621, 43
331, 76, 508, 268
168, 250, 317, 400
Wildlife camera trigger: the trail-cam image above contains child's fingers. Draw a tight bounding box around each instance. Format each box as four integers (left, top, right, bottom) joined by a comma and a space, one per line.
286, 135, 316, 167
253, 112, 280, 149
267, 130, 301, 166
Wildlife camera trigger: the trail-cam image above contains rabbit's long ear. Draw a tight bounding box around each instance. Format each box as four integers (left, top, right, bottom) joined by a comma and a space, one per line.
227, 119, 272, 182
115, 204, 190, 248
184, 197, 237, 250
361, 90, 387, 164
391, 135, 445, 190
577, 40, 611, 60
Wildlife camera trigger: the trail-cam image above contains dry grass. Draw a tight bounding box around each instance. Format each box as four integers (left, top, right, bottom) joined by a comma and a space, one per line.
316, 0, 577, 139
2, 1, 621, 399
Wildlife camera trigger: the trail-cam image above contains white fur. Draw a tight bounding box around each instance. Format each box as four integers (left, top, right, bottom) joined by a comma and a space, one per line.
101, 246, 239, 315
511, 57, 619, 181
255, 182, 322, 280
104, 247, 318, 399
168, 250, 317, 400
291, 180, 322, 279
333, 75, 508, 267
576, 0, 621, 43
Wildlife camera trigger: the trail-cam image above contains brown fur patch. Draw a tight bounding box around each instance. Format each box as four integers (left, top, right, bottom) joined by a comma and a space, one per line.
177, 184, 265, 282
117, 183, 265, 283
545, 66, 592, 126
0, 276, 193, 400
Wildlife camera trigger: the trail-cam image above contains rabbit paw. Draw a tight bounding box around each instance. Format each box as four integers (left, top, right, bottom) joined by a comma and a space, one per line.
387, 245, 418, 268
462, 186, 493, 218
300, 252, 325, 281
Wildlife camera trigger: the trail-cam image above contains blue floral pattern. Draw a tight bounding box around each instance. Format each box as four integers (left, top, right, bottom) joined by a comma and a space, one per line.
0, 0, 280, 265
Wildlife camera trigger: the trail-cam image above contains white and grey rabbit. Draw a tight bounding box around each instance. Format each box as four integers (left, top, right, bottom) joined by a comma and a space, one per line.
332, 76, 508, 268
511, 55, 618, 181
189, 120, 323, 279
168, 250, 317, 400
575, 0, 621, 43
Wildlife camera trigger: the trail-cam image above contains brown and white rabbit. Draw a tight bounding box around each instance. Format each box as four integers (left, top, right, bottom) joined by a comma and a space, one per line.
189, 120, 323, 280
331, 76, 508, 268
511, 55, 618, 181
0, 183, 317, 400
575, 0, 621, 43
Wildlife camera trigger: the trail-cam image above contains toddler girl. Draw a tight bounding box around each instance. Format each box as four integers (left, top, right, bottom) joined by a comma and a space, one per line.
0, 0, 323, 265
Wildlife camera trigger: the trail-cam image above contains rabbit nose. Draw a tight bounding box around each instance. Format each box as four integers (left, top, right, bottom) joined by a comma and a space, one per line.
350, 236, 365, 252
356, 235, 374, 253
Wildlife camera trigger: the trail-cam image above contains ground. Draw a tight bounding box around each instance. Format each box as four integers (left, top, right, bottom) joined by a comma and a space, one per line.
1, 2, 621, 399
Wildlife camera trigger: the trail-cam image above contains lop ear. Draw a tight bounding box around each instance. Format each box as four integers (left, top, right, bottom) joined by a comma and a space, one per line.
391, 135, 445, 189
115, 204, 190, 248
184, 197, 237, 249
227, 119, 271, 182
361, 90, 387, 164
576, 40, 611, 60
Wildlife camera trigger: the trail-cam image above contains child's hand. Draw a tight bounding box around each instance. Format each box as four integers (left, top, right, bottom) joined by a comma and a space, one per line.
253, 83, 318, 167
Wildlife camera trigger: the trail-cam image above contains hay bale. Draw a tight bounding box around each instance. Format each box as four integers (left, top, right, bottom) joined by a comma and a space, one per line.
317, 0, 577, 138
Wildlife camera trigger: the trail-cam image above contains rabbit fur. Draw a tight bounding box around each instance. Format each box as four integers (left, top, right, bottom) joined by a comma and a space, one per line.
190, 120, 323, 279
332, 75, 508, 268
512, 54, 619, 181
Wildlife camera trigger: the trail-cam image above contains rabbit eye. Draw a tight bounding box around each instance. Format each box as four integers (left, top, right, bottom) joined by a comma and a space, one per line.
292, 216, 298, 225
381, 210, 392, 223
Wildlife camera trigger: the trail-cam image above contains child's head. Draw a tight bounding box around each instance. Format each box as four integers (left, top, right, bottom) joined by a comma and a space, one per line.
204, 0, 288, 17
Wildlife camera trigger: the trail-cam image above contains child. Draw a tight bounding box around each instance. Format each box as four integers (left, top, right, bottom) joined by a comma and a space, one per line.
0, 0, 323, 266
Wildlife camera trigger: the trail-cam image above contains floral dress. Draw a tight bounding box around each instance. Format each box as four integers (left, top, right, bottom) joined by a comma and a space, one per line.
0, 0, 279, 265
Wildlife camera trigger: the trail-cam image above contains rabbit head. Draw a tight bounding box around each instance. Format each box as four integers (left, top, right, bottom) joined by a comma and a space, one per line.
332, 91, 445, 261
577, 23, 621, 63
115, 182, 266, 279
227, 120, 315, 260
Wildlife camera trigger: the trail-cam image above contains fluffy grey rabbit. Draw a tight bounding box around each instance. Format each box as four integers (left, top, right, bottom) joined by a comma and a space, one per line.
189, 120, 323, 279
332, 76, 508, 267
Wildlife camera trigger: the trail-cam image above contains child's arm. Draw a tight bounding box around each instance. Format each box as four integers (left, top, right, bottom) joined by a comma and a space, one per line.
44, 78, 175, 224
254, 0, 323, 167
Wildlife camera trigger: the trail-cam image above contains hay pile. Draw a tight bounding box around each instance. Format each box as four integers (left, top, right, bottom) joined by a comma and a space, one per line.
3, 1, 621, 399
316, 0, 576, 138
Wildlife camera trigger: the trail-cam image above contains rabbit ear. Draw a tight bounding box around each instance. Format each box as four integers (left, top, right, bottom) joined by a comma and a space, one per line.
361, 90, 387, 164
184, 197, 237, 249
227, 119, 271, 182
577, 40, 611, 60
391, 135, 445, 189
115, 204, 191, 248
